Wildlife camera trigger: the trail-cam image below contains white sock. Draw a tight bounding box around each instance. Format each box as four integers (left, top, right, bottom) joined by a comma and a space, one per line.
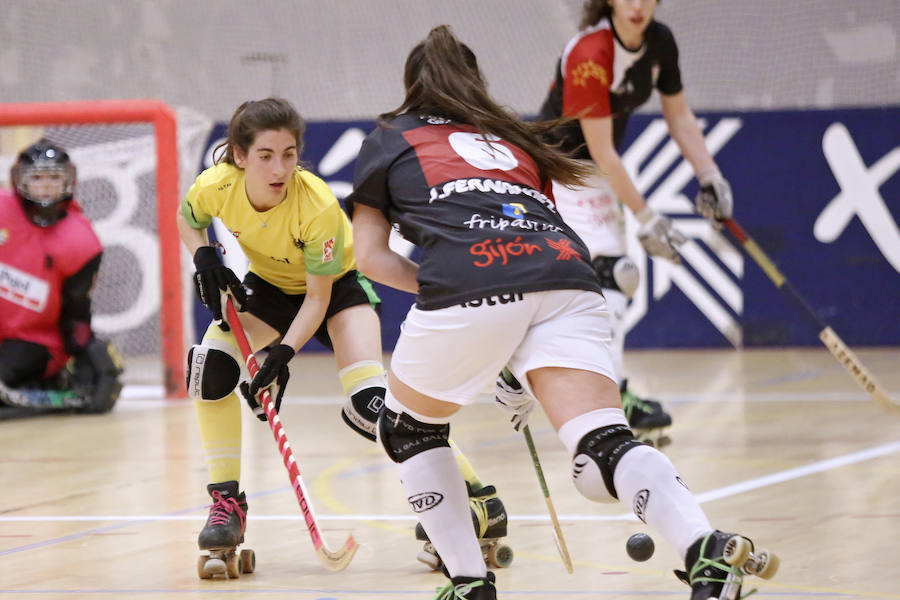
559, 409, 711, 561
613, 444, 712, 560
398, 447, 487, 578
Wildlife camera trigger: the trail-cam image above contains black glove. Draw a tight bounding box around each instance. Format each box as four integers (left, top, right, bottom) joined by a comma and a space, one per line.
192, 246, 247, 329
242, 344, 294, 422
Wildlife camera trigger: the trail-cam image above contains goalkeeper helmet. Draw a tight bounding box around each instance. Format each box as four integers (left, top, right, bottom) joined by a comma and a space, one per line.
11, 139, 77, 227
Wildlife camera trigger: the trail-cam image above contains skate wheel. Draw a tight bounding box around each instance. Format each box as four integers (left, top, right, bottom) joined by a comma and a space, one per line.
723, 536, 752, 567
225, 552, 241, 578
416, 547, 442, 571
197, 555, 213, 579
200, 556, 226, 578
487, 544, 514, 568
240, 548, 256, 574
748, 550, 779, 579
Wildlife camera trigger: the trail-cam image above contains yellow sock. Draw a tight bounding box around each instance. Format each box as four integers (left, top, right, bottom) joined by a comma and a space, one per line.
338, 359, 386, 395
194, 392, 242, 483
450, 439, 483, 492
194, 323, 243, 484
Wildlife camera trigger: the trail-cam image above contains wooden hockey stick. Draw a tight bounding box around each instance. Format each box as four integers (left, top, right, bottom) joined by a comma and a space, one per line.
522, 425, 574, 573
721, 218, 895, 412
224, 295, 359, 571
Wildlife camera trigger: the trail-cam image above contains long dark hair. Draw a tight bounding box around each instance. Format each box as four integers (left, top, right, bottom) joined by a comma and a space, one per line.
580, 0, 660, 30
214, 97, 306, 166
380, 25, 591, 187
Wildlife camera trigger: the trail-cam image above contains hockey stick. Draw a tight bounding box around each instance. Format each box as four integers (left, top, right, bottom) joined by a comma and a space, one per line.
522, 425, 574, 573
720, 217, 896, 412
224, 295, 359, 571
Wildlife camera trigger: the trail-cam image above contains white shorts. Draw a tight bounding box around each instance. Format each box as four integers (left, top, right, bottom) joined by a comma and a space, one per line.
390, 289, 616, 405
553, 165, 626, 257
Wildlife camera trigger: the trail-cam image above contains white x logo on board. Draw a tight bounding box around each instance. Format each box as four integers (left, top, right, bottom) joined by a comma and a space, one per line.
815, 122, 900, 273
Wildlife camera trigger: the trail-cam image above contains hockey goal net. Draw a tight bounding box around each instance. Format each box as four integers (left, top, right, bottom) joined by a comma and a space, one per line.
0, 100, 213, 398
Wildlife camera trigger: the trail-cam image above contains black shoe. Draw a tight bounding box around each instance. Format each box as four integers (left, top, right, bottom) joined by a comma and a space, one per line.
416, 482, 507, 541
198, 481, 248, 549
432, 572, 496, 599
677, 531, 759, 600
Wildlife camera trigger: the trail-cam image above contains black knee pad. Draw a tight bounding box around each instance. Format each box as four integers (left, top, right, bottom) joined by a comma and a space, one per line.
342, 386, 385, 442
378, 407, 450, 464
186, 344, 241, 401
572, 424, 644, 502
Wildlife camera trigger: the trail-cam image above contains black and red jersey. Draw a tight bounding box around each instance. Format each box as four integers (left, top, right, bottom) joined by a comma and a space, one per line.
346, 112, 603, 310
538, 18, 683, 155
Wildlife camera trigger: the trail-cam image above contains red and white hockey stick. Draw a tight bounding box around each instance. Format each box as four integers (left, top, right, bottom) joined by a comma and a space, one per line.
721, 218, 896, 412
225, 295, 359, 570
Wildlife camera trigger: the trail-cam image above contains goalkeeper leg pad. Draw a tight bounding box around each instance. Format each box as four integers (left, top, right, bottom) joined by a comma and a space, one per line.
74, 339, 124, 413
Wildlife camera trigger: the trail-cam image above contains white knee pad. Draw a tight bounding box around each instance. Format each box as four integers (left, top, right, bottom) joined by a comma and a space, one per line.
612, 255, 640, 299
559, 409, 643, 504
186, 339, 241, 401
573, 452, 618, 504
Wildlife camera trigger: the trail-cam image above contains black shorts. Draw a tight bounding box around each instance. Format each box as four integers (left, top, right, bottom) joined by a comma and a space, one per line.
243, 270, 381, 349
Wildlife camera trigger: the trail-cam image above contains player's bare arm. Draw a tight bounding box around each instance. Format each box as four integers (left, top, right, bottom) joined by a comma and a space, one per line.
281, 272, 332, 351
352, 204, 419, 294
660, 91, 717, 175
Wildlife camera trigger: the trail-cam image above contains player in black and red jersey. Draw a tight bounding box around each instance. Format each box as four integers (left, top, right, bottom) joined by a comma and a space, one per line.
347, 25, 775, 600
516, 0, 735, 446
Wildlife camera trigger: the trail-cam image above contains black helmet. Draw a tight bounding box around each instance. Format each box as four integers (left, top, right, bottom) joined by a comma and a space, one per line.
10, 139, 77, 227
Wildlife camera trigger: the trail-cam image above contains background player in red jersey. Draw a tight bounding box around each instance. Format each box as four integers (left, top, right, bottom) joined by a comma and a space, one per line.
514, 0, 735, 445
348, 24, 775, 600
0, 140, 122, 415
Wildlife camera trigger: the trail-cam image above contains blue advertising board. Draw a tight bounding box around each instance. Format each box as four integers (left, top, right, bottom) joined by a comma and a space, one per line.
194, 107, 899, 350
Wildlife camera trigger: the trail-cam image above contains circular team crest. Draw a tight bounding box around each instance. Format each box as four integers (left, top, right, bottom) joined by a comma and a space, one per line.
448, 132, 518, 171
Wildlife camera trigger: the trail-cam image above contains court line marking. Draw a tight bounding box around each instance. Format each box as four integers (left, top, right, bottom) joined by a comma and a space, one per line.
2, 440, 897, 527
116, 389, 880, 407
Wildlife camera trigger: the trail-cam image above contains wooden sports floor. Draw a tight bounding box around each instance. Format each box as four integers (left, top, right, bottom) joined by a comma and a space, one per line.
2, 347, 898, 600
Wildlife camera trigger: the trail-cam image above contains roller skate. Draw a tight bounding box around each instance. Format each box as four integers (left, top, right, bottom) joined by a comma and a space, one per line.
416, 483, 513, 571
621, 379, 672, 448
197, 481, 256, 579
432, 571, 497, 600
675, 530, 780, 600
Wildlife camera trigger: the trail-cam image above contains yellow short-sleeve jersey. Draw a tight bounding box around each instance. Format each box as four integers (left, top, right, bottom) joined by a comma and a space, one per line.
181, 162, 356, 294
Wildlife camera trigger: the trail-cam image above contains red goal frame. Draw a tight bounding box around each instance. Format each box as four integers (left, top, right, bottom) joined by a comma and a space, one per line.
0, 99, 186, 398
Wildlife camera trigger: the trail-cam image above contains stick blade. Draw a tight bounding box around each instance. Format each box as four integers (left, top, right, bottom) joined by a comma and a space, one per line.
819, 327, 898, 412
317, 534, 359, 572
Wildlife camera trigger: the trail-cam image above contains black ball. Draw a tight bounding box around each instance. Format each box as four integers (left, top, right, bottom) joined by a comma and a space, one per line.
626, 533, 655, 561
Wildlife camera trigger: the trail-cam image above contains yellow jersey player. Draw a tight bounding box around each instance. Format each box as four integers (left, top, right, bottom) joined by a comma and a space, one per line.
176, 97, 505, 579
176, 97, 386, 578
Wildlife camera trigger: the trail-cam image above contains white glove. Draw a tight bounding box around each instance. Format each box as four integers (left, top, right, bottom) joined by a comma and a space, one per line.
695, 166, 733, 222
636, 207, 687, 264
494, 368, 535, 432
